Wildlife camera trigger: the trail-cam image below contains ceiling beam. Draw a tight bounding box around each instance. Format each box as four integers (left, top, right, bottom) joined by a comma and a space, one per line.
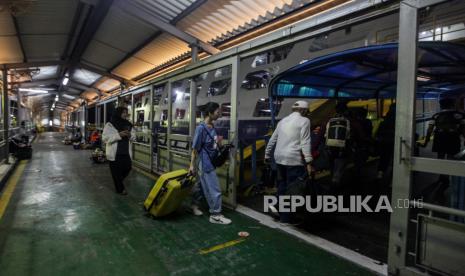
78, 62, 136, 85
69, 0, 114, 66
115, 0, 220, 55
57, 2, 89, 79
58, 0, 114, 96
16, 79, 59, 89
12, 16, 26, 63
108, 0, 208, 72
3, 61, 66, 69
69, 80, 99, 93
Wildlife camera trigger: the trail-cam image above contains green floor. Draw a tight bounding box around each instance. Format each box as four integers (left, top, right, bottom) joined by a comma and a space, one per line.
0, 133, 373, 275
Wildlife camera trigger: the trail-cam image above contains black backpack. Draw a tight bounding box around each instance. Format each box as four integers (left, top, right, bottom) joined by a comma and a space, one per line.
433, 110, 465, 133
201, 125, 232, 168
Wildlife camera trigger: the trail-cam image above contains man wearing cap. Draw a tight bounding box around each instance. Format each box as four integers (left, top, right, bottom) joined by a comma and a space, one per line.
265, 100, 313, 224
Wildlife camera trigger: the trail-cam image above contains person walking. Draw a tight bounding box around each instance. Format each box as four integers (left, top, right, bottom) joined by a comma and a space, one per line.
265, 100, 313, 225
189, 102, 232, 224
102, 107, 135, 195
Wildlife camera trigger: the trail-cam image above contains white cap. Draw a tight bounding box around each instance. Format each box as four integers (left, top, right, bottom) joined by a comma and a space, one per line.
292, 100, 309, 109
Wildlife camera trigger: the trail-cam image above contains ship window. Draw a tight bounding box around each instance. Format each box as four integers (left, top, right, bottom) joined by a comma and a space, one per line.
241, 70, 272, 90
253, 98, 283, 117
208, 78, 231, 97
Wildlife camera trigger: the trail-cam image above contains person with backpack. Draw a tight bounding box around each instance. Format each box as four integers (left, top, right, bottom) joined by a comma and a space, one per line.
324, 101, 351, 189
422, 98, 465, 203
189, 102, 232, 225
265, 100, 313, 225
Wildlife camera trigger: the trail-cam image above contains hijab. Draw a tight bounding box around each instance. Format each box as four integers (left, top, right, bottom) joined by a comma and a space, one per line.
110, 106, 132, 132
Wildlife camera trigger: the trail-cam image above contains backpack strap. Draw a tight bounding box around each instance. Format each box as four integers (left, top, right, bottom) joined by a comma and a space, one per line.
199, 124, 218, 166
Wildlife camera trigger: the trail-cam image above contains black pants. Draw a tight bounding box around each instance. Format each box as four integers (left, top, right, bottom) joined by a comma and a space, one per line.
276, 165, 307, 223
109, 155, 132, 193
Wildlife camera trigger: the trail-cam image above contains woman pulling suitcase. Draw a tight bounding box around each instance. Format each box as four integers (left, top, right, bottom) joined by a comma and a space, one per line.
189, 102, 232, 224
103, 107, 135, 195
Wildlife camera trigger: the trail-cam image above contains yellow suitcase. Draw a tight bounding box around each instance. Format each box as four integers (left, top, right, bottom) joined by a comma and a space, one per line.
144, 169, 194, 217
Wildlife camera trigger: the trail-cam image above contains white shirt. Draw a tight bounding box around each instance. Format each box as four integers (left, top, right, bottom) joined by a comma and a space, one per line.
102, 122, 136, 161
265, 112, 312, 166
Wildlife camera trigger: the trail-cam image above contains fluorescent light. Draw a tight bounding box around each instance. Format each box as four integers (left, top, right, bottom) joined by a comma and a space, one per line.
417, 76, 430, 82
62, 94, 76, 100
19, 88, 49, 93
62, 77, 69, 86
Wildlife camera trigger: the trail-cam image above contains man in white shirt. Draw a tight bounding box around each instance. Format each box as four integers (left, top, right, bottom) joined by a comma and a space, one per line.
265, 100, 313, 224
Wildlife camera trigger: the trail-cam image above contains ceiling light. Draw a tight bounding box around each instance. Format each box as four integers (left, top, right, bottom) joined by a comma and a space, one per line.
62, 77, 69, 86
417, 76, 430, 82
18, 88, 49, 93
62, 94, 76, 100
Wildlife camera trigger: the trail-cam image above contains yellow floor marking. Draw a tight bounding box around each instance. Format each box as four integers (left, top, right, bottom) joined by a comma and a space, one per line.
199, 237, 247, 255
0, 160, 28, 220
133, 166, 158, 181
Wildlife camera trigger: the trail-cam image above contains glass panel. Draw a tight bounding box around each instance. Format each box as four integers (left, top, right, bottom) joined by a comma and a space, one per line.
97, 105, 104, 127
105, 101, 116, 123
133, 90, 151, 144
171, 79, 191, 135
87, 107, 95, 124
119, 94, 132, 123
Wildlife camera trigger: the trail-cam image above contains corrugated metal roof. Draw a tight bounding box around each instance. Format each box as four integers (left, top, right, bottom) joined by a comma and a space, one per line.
21, 35, 67, 61
94, 77, 120, 92
177, 0, 300, 44
15, 0, 77, 34
111, 57, 154, 80
0, 9, 16, 35
72, 68, 102, 86
0, 9, 23, 63
15, 0, 78, 61
132, 0, 197, 23
126, 0, 320, 80
81, 5, 157, 70
112, 33, 190, 80
0, 37, 23, 63
82, 39, 127, 70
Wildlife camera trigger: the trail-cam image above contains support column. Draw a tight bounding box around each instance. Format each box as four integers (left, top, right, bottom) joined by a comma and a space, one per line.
2, 66, 9, 164
388, 2, 418, 275
189, 45, 199, 140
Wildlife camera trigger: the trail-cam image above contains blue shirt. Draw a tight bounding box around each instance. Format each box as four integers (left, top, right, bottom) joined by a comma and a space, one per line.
192, 122, 217, 173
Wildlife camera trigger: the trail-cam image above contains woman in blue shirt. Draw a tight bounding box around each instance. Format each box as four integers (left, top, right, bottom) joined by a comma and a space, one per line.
189, 102, 231, 225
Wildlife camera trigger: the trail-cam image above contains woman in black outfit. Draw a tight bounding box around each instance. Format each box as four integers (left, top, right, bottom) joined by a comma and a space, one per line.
103, 107, 133, 195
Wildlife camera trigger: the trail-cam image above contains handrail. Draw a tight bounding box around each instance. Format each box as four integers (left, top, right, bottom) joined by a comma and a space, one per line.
410, 200, 465, 218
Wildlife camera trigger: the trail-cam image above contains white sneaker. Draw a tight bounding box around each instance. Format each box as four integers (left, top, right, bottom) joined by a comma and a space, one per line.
190, 205, 203, 216
209, 214, 232, 225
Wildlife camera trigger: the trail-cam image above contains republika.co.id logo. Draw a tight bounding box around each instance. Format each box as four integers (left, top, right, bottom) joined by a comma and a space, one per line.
264, 195, 423, 213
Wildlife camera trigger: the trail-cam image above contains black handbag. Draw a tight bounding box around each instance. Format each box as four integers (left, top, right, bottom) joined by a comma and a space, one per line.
201, 125, 232, 168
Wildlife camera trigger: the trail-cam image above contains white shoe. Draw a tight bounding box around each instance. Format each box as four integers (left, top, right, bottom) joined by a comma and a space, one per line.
190, 205, 203, 216
209, 214, 232, 225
